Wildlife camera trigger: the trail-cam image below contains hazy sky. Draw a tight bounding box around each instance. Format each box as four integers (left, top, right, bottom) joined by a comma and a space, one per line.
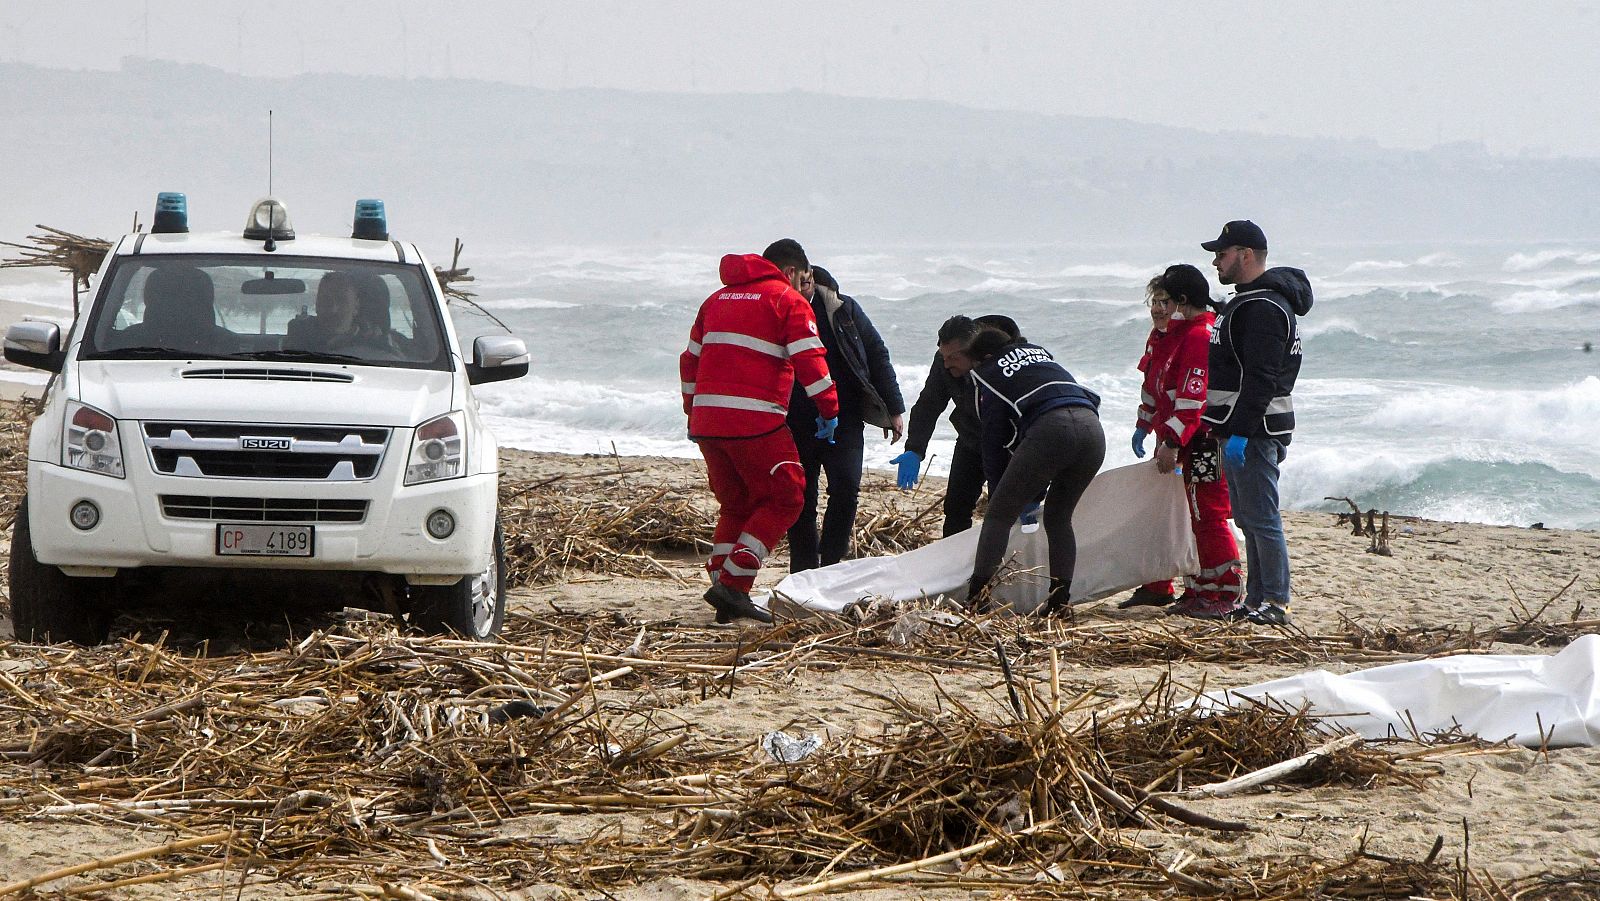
7, 1, 1600, 157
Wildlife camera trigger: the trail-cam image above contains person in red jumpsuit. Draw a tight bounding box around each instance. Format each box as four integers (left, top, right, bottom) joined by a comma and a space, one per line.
1125, 264, 1243, 618
680, 239, 840, 623
1120, 272, 1182, 608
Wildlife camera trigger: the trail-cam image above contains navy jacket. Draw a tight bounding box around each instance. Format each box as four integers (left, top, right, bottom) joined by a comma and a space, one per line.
788, 285, 905, 432
971, 340, 1100, 488
1203, 267, 1313, 444
904, 351, 981, 458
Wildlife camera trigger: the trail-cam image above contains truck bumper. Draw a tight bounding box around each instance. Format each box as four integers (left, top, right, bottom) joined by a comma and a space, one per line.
27, 461, 497, 578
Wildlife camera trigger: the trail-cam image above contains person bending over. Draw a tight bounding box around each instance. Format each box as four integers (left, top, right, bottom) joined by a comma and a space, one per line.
895, 314, 1022, 535
956, 327, 1105, 615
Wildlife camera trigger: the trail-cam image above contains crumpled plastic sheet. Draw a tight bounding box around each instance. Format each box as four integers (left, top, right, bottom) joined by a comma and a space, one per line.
761, 730, 823, 764
886, 608, 968, 647
1202, 634, 1600, 748
766, 461, 1198, 615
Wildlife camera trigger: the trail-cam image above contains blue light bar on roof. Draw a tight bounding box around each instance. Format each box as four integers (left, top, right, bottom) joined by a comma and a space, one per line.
352, 199, 388, 241
151, 192, 188, 234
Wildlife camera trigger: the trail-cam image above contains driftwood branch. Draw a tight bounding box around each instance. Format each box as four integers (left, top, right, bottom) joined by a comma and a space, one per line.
1170, 734, 1362, 799
774, 817, 1062, 898
0, 830, 232, 897
1324, 496, 1365, 536
1368, 511, 1393, 556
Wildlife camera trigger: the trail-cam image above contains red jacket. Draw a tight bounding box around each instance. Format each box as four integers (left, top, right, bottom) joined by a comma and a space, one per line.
1147, 311, 1215, 448
680, 254, 840, 438
1135, 327, 1164, 434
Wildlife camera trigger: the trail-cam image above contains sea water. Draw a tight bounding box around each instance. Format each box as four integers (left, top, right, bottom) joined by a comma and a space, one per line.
458, 241, 1600, 530
4, 241, 1597, 528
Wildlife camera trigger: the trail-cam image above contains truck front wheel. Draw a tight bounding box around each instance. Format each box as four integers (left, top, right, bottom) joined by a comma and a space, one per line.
8, 499, 113, 644
405, 522, 507, 639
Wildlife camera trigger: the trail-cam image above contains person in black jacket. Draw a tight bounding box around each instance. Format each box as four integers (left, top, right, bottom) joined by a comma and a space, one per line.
957, 328, 1105, 615
785, 266, 906, 572
1200, 220, 1314, 627
892, 314, 1021, 536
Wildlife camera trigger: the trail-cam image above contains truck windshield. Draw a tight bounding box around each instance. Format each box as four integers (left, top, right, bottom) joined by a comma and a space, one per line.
79, 255, 452, 369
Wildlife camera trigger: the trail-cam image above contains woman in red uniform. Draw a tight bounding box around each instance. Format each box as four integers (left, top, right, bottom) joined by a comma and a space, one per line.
1128, 264, 1243, 619
1120, 271, 1181, 608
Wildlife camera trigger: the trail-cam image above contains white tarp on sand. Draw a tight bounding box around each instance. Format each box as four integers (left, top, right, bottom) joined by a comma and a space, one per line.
1206, 634, 1600, 748
765, 461, 1198, 615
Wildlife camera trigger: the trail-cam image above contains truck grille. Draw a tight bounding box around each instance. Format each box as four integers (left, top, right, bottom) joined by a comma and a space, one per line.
181, 368, 355, 383
161, 496, 369, 523
143, 423, 389, 481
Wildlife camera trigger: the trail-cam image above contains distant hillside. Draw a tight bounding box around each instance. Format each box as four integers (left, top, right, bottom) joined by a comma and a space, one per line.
3, 59, 1596, 249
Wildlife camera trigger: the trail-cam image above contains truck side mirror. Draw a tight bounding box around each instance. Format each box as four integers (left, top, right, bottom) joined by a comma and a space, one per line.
3, 320, 64, 372
466, 335, 529, 385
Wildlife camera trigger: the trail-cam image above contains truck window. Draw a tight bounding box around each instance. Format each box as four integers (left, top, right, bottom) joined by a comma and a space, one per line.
80, 255, 452, 370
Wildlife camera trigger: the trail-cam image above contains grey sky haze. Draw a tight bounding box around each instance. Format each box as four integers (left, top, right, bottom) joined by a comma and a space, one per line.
7, 1, 1600, 157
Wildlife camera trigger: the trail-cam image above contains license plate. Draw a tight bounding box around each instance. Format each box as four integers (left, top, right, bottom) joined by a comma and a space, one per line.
216, 524, 314, 557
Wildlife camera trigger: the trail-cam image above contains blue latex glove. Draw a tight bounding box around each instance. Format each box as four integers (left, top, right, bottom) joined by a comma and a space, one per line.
1224, 435, 1248, 468
814, 416, 838, 444
1019, 500, 1041, 526
889, 451, 921, 490
1131, 428, 1149, 459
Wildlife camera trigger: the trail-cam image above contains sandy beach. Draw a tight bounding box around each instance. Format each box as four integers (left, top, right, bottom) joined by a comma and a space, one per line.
0, 436, 1595, 898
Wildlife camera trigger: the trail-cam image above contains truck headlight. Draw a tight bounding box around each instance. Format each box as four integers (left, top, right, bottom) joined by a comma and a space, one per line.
63, 401, 125, 479
405, 411, 466, 485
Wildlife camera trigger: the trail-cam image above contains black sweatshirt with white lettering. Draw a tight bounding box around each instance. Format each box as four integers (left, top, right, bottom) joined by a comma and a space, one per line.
970, 340, 1100, 488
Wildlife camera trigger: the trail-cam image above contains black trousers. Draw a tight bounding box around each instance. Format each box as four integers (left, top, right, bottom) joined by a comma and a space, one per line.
972, 406, 1106, 593
787, 425, 866, 572
943, 437, 986, 536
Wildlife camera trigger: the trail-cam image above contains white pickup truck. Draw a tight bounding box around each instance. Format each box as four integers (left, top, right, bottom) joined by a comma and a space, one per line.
3, 194, 528, 643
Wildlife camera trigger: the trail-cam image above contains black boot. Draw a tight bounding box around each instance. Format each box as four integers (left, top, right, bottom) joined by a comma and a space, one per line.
1117, 585, 1175, 609
965, 575, 992, 613
704, 582, 773, 624
1041, 577, 1072, 617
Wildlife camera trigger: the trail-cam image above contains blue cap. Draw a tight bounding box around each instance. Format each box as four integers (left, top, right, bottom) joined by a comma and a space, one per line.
1201, 220, 1267, 252
352, 199, 388, 240
152, 192, 188, 234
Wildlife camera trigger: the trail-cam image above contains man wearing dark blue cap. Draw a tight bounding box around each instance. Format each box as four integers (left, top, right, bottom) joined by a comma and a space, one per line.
1199, 220, 1314, 626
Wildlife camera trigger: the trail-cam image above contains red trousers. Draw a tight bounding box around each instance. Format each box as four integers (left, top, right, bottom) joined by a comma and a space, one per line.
1140, 443, 1243, 603
698, 429, 806, 592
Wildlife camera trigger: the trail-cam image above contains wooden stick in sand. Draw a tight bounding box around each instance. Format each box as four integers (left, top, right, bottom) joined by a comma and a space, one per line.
774, 818, 1061, 898
1170, 733, 1362, 799
61, 861, 226, 895
0, 829, 232, 896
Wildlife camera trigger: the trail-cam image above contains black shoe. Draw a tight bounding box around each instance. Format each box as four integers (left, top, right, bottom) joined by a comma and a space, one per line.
703, 582, 773, 625
1037, 577, 1071, 617
1117, 586, 1175, 609
1040, 590, 1073, 618
1244, 602, 1291, 626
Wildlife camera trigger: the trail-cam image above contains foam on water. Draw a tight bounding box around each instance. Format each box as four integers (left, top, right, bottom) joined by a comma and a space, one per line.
1053, 263, 1152, 281
488, 297, 583, 311
1494, 289, 1600, 313
1299, 317, 1390, 341
1503, 249, 1600, 273
1361, 377, 1600, 468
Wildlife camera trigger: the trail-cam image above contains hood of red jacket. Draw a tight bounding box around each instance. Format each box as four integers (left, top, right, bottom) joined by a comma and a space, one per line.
719, 253, 786, 288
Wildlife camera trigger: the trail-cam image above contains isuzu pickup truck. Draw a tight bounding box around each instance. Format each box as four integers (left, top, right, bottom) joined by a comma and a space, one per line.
4, 194, 528, 643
